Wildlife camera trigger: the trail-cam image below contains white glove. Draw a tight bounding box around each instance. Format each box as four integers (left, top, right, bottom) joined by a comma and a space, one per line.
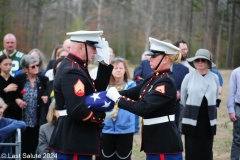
96, 38, 111, 65
106, 87, 120, 103
105, 109, 117, 120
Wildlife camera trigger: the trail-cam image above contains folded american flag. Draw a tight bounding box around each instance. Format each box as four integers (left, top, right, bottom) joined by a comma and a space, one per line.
85, 91, 114, 111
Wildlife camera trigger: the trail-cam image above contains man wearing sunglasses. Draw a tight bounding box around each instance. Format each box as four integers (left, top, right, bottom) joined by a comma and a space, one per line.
49, 30, 115, 160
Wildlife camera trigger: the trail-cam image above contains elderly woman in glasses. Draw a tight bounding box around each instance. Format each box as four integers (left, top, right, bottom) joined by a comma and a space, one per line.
101, 57, 136, 160
15, 54, 49, 158
14, 48, 46, 76
180, 49, 219, 160
106, 38, 183, 160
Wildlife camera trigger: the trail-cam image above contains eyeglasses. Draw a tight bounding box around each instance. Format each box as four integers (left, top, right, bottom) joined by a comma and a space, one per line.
112, 57, 124, 62
195, 59, 206, 63
29, 64, 39, 69
181, 48, 189, 52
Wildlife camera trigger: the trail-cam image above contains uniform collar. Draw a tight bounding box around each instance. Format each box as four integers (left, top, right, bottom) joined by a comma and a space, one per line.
154, 68, 170, 76
67, 53, 88, 68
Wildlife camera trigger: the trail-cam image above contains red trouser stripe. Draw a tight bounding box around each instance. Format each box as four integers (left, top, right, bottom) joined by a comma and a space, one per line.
73, 154, 78, 160
160, 154, 165, 160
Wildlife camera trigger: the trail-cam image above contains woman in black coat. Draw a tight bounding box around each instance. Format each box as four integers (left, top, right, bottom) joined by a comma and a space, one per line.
15, 54, 48, 159
0, 54, 26, 120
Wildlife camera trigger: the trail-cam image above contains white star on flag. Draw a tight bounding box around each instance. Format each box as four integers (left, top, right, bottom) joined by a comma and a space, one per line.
91, 93, 100, 102
101, 101, 111, 108
85, 91, 114, 111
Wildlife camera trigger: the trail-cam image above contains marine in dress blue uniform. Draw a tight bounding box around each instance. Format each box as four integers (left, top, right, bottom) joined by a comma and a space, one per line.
106, 38, 183, 160
48, 30, 114, 160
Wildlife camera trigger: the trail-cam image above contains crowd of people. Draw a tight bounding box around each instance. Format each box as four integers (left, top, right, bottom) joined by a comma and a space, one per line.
0, 31, 239, 160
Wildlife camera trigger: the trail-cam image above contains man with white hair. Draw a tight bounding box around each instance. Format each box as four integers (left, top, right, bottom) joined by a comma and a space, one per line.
49, 30, 115, 160
62, 38, 71, 51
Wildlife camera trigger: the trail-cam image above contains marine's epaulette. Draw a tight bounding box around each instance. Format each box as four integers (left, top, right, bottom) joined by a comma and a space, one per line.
154, 72, 160, 76
72, 61, 81, 70
162, 72, 170, 78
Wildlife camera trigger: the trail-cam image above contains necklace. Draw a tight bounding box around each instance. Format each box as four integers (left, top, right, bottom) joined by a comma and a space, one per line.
110, 82, 126, 91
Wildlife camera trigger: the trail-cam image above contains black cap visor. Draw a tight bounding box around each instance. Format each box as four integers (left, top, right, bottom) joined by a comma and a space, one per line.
86, 40, 99, 48
70, 40, 99, 48
145, 50, 165, 58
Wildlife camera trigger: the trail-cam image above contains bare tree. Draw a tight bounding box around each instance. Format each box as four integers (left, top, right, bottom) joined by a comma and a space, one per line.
216, 7, 225, 67
92, 0, 103, 30
1, 0, 239, 67
188, 0, 193, 56
211, 0, 219, 63
226, 0, 236, 68
144, 0, 156, 51
203, 0, 210, 48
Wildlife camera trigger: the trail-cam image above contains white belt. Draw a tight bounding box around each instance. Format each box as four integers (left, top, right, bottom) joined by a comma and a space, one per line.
143, 115, 175, 125
58, 109, 67, 116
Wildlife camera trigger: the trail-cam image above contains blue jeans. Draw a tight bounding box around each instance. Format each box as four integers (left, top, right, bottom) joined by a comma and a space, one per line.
135, 115, 139, 133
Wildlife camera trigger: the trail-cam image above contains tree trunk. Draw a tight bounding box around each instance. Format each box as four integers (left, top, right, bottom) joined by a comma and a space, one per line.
97, 0, 102, 30
227, 0, 236, 68
92, 0, 103, 30
0, 0, 10, 38
174, 0, 180, 42
203, 0, 209, 48
188, 0, 193, 56
144, 0, 155, 51
164, 0, 170, 39
211, 0, 219, 63
216, 10, 224, 68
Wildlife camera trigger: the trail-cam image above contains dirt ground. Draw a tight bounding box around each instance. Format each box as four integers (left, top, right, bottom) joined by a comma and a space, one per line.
131, 69, 233, 160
